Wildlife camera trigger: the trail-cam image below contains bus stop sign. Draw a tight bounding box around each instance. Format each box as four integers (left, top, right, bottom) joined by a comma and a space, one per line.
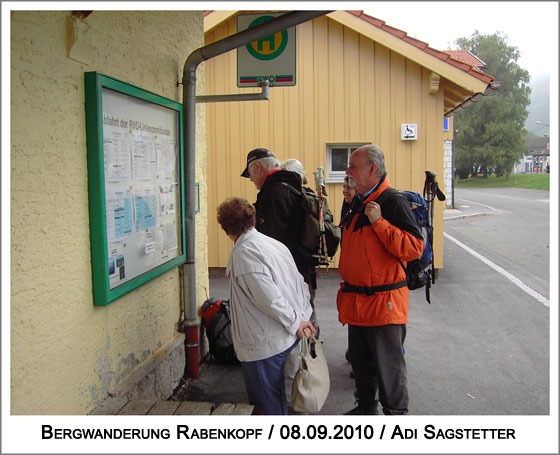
237, 13, 296, 87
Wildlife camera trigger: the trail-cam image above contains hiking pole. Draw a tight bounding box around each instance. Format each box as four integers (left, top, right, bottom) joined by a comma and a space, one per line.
423, 171, 446, 287
423, 171, 436, 292
421, 171, 434, 303
313, 166, 329, 267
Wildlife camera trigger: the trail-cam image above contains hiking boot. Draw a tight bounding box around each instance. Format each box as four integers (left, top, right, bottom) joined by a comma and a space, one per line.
344, 403, 378, 415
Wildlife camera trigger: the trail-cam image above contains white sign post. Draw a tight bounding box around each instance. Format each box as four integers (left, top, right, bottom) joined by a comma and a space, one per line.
237, 13, 296, 87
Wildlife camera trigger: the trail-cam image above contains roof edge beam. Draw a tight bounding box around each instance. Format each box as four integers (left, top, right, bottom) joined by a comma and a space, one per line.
327, 10, 489, 94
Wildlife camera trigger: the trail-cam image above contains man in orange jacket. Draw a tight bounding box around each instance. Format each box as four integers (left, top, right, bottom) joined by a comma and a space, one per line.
337, 145, 424, 415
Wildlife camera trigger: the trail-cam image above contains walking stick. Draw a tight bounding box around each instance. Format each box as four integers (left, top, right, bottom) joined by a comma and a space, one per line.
423, 171, 446, 291
313, 166, 329, 267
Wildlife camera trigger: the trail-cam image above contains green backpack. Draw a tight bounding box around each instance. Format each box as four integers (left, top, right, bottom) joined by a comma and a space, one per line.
282, 183, 341, 265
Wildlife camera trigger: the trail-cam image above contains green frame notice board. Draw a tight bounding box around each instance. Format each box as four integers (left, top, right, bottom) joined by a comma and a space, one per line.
85, 72, 186, 306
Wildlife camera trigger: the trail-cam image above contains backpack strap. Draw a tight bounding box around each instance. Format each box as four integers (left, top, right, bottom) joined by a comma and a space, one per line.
342, 280, 407, 295
213, 315, 231, 341
279, 181, 302, 196
209, 302, 233, 346
348, 187, 400, 232
374, 187, 399, 206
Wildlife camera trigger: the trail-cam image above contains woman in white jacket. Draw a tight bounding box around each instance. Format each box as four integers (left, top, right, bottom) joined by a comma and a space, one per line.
217, 197, 316, 415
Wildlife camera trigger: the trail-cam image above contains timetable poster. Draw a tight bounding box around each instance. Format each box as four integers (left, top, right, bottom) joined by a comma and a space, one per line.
102, 87, 181, 290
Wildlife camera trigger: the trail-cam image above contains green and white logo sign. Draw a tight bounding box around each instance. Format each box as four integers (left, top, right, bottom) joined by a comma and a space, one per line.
245, 16, 288, 60
237, 13, 296, 87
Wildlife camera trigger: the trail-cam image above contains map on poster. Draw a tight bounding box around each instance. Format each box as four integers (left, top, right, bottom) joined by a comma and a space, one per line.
105, 188, 133, 241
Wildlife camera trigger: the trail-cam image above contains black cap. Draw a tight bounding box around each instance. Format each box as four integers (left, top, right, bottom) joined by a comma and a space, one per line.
241, 148, 276, 178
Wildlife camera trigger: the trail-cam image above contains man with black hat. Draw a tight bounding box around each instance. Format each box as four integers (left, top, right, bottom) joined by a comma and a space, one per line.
241, 148, 319, 326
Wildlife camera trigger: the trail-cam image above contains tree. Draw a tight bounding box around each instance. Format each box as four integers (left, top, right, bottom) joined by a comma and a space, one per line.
454, 31, 531, 178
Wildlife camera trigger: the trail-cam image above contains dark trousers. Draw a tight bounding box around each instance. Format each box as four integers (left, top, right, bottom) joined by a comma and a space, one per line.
348, 324, 408, 415
241, 340, 299, 415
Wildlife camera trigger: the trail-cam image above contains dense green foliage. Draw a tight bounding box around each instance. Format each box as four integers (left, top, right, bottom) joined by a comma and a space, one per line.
454, 32, 531, 179
456, 173, 549, 190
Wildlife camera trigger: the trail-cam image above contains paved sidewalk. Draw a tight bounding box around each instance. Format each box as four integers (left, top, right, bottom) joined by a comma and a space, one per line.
180, 201, 549, 415
185, 205, 474, 415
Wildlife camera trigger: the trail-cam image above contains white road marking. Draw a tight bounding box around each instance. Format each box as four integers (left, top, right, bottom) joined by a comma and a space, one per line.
444, 232, 550, 307
445, 212, 487, 220
455, 197, 502, 214
459, 190, 549, 202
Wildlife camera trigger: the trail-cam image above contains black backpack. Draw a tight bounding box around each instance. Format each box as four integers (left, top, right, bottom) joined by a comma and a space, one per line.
282, 183, 341, 265
200, 298, 239, 365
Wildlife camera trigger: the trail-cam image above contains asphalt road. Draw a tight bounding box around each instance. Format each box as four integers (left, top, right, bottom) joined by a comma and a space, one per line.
200, 187, 552, 415
447, 187, 550, 299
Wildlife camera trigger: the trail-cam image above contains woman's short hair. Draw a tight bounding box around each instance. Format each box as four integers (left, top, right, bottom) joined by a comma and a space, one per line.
281, 158, 307, 185
217, 197, 256, 236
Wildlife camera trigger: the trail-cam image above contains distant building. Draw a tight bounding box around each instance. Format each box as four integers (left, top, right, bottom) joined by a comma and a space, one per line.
443, 50, 487, 71
515, 135, 550, 173
513, 153, 534, 174
530, 138, 550, 173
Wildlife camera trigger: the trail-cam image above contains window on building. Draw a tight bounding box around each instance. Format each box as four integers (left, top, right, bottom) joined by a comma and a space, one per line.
326, 143, 369, 183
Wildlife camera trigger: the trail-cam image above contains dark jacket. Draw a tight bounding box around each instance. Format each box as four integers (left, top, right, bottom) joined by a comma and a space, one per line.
254, 169, 314, 284
337, 176, 423, 326
339, 200, 354, 227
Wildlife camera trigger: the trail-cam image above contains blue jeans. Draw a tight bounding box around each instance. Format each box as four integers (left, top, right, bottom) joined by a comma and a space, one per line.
241, 340, 299, 415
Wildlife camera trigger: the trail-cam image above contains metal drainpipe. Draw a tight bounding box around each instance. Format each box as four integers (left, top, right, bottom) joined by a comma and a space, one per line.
196, 79, 270, 104
181, 11, 331, 378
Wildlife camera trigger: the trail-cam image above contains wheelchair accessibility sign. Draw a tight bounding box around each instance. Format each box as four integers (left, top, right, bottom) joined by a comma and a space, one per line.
401, 123, 418, 140
237, 13, 296, 87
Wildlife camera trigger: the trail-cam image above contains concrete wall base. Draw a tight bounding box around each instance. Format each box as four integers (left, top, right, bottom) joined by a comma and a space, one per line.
108, 333, 186, 401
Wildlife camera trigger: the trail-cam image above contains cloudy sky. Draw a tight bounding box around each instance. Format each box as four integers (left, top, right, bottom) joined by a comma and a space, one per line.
359, 1, 558, 80
213, 1, 557, 80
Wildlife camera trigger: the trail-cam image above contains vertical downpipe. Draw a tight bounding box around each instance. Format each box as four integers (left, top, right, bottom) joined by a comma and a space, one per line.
183, 66, 199, 378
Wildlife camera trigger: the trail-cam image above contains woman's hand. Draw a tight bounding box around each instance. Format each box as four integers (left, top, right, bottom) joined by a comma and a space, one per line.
296, 321, 316, 339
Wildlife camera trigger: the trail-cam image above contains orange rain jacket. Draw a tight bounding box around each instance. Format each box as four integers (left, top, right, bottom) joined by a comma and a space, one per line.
337, 176, 424, 326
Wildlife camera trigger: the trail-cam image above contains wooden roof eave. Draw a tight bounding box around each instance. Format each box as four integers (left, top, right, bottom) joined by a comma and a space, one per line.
441, 79, 473, 112
444, 81, 501, 117
327, 10, 490, 95
204, 10, 237, 33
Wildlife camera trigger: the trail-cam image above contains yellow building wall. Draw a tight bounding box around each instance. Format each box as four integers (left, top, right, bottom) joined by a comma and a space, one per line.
10, 11, 207, 414
205, 14, 445, 269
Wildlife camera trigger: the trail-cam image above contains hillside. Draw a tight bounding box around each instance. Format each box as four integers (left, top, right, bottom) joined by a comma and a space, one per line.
525, 74, 550, 136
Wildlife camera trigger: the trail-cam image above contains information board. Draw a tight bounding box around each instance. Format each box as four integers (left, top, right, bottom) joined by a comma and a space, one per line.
85, 72, 186, 306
